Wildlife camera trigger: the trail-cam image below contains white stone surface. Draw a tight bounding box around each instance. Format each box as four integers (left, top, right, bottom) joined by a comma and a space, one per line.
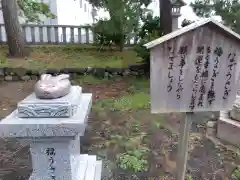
0, 93, 92, 138
217, 111, 240, 146
229, 95, 240, 121
207, 121, 217, 128
17, 86, 82, 118
27, 135, 102, 180
0, 88, 102, 180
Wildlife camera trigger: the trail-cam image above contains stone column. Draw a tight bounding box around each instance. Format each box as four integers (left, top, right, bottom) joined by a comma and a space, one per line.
0, 86, 102, 180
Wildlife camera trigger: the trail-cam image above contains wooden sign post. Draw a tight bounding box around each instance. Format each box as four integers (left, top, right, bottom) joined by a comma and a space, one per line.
144, 19, 240, 180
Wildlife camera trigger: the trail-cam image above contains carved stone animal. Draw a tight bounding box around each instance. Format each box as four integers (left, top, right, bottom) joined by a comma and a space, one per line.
34, 74, 71, 99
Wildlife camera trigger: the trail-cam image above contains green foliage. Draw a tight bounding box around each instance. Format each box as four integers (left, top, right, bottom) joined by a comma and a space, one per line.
93, 92, 150, 112
91, 0, 152, 50
93, 19, 126, 47
152, 117, 165, 129
72, 75, 110, 84
116, 148, 149, 172
231, 167, 240, 180
186, 175, 193, 180
181, 19, 194, 27
89, 0, 152, 9
127, 77, 149, 93
113, 92, 150, 111
106, 123, 149, 172
0, 45, 140, 69
190, 0, 240, 33
134, 14, 162, 70
138, 14, 161, 39
17, 0, 56, 23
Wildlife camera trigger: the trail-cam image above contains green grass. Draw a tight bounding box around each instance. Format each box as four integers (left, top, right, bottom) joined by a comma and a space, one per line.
127, 77, 150, 93
72, 75, 110, 84
92, 76, 150, 112
0, 45, 142, 70
93, 92, 150, 112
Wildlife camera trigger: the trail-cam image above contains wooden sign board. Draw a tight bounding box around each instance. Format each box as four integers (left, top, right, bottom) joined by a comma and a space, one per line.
145, 19, 240, 113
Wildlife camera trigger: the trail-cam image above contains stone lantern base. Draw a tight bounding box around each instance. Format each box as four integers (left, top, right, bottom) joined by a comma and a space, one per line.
217, 96, 240, 146
0, 86, 102, 180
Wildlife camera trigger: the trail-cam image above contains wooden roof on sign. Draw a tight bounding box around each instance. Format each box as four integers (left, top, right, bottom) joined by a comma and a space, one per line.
144, 18, 240, 49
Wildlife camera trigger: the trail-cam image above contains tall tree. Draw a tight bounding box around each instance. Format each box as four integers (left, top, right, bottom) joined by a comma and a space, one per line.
1, 0, 55, 57
1, 0, 28, 57
190, 0, 240, 33
89, 0, 152, 9
90, 0, 152, 51
160, 0, 172, 34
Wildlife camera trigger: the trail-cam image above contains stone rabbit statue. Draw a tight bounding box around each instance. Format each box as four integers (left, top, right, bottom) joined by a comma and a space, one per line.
35, 74, 71, 99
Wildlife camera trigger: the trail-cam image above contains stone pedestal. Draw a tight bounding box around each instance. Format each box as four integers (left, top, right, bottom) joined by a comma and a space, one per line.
0, 86, 102, 180
217, 111, 240, 146
229, 95, 240, 122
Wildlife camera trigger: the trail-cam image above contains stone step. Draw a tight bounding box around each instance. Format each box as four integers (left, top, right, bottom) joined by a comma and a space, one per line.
78, 154, 102, 180
84, 155, 96, 180
94, 160, 102, 180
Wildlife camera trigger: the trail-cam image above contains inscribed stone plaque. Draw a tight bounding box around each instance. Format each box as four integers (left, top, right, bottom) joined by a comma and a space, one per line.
150, 26, 240, 113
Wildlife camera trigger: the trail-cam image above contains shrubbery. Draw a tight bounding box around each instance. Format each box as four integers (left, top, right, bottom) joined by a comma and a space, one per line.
93, 19, 126, 51
134, 14, 162, 72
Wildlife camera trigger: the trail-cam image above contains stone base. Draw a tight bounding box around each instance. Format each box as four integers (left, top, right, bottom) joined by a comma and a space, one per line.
228, 95, 240, 122
229, 108, 240, 122
0, 94, 92, 138
28, 154, 102, 180
217, 111, 240, 146
17, 86, 82, 118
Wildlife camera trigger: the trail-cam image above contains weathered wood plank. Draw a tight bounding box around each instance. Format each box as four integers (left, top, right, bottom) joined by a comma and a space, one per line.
150, 26, 240, 113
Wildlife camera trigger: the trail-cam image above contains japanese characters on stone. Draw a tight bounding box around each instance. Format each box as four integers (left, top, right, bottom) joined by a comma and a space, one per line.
46, 148, 56, 180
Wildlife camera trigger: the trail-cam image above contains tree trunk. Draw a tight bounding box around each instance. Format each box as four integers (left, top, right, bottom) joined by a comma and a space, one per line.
160, 0, 172, 35
1, 0, 29, 58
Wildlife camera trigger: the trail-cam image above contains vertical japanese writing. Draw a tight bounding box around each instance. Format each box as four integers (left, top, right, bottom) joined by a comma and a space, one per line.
223, 52, 236, 100
46, 148, 56, 180
207, 47, 223, 105
167, 47, 174, 92
189, 46, 204, 110
198, 46, 211, 107
176, 46, 187, 99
